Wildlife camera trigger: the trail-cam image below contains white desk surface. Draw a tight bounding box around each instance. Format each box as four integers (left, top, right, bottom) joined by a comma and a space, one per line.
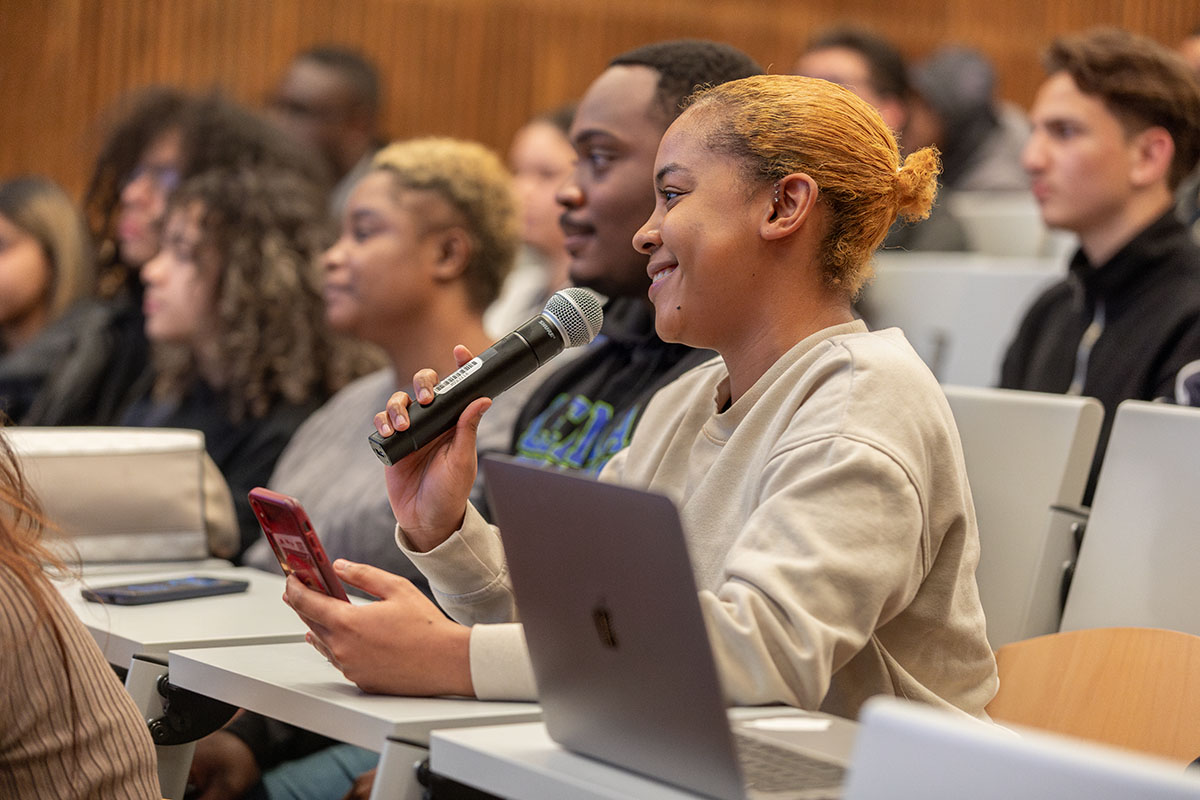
432, 721, 704, 800
169, 642, 542, 752
56, 566, 308, 667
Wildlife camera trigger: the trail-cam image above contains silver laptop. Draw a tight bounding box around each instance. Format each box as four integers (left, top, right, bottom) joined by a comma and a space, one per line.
481, 455, 858, 800
846, 696, 1200, 800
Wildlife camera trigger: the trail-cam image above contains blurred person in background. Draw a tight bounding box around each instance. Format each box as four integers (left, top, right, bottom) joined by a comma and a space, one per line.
485, 104, 577, 337
192, 135, 541, 800
122, 165, 368, 560
906, 46, 1030, 193
27, 90, 329, 427
0, 176, 97, 422
1001, 28, 1200, 503
269, 45, 385, 217
794, 26, 967, 252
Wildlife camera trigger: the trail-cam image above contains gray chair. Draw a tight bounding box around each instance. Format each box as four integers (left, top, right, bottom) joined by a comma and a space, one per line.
1059, 401, 1200, 635
943, 386, 1102, 648
863, 252, 1063, 386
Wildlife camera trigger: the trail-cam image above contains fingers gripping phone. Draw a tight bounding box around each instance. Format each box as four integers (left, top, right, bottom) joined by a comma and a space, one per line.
248, 487, 350, 602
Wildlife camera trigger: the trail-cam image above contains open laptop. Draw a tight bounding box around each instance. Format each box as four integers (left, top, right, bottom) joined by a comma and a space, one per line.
846, 696, 1200, 800
481, 455, 858, 800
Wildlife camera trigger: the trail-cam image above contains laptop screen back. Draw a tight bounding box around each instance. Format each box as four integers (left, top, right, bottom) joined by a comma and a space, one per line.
482, 455, 748, 800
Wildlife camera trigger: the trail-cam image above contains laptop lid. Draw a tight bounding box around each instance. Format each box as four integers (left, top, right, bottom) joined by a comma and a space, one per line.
845, 697, 1200, 800
481, 455, 854, 800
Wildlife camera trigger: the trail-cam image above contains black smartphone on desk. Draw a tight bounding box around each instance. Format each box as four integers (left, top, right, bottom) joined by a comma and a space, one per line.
81, 575, 250, 605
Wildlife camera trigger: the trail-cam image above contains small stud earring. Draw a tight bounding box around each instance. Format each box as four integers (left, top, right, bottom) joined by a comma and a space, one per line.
773, 182, 780, 203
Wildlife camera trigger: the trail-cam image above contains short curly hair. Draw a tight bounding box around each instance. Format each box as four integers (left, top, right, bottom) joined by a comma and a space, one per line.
370, 138, 519, 314
1045, 28, 1200, 190
150, 166, 349, 422
685, 75, 941, 298
609, 40, 764, 125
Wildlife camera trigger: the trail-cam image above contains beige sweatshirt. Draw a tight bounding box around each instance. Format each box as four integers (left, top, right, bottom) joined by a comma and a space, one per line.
401, 321, 998, 719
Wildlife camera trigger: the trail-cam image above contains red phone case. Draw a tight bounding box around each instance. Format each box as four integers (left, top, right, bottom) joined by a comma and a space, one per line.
248, 487, 350, 602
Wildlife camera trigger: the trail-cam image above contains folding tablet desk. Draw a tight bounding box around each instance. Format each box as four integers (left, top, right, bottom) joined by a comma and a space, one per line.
432, 721, 703, 799
58, 566, 308, 668
431, 708, 848, 800
169, 641, 542, 800
56, 566, 311, 798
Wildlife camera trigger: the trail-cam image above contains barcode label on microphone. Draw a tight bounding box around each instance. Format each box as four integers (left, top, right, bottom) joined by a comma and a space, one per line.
433, 358, 483, 394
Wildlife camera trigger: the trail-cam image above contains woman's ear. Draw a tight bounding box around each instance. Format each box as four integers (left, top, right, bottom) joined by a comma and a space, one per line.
428, 227, 472, 281
761, 173, 819, 241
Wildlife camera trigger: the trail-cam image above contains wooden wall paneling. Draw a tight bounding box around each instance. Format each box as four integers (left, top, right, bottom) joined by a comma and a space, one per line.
4, 0, 1200, 201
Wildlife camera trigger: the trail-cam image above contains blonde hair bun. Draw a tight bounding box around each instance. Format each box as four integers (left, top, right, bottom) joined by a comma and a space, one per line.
894, 147, 940, 222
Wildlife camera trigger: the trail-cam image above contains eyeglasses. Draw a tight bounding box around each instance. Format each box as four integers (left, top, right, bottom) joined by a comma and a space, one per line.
122, 163, 181, 193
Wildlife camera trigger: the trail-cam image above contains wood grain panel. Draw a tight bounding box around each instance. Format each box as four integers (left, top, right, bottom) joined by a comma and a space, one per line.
2, 0, 1197, 200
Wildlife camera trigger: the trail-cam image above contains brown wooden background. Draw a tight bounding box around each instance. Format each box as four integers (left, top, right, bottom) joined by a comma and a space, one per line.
3, 0, 1199, 200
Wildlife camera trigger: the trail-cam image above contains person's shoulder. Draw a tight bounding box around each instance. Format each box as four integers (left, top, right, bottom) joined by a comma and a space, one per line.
322, 368, 396, 409
645, 352, 725, 395
817, 326, 932, 381
0, 564, 46, 642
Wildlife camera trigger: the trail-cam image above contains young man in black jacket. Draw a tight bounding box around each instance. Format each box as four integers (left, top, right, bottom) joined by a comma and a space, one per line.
1001, 28, 1200, 503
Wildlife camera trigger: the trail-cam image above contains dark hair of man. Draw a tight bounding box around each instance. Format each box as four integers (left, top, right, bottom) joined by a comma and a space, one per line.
803, 27, 912, 102
295, 45, 382, 118
536, 103, 577, 137
179, 93, 331, 190
609, 39, 764, 124
1045, 27, 1200, 190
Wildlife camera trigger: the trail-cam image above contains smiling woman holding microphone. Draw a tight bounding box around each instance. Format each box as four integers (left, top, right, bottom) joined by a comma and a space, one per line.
286, 74, 998, 722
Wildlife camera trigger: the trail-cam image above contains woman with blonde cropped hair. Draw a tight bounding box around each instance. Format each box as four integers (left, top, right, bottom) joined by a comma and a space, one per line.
287, 75, 999, 723
188, 137, 536, 800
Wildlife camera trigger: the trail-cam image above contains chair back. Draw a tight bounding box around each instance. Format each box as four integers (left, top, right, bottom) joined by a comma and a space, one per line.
943, 190, 1077, 258
847, 694, 1200, 800
862, 252, 1063, 386
987, 626, 1200, 766
7, 427, 237, 562
943, 386, 1102, 648
1059, 401, 1200, 635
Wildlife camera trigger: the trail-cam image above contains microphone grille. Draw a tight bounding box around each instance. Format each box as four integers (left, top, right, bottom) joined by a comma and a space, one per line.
543, 288, 605, 348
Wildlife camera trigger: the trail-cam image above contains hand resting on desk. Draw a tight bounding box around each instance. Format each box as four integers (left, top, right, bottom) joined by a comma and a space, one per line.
284, 559, 474, 697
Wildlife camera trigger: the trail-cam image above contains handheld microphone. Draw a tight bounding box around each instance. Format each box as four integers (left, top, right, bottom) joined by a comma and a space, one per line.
368, 287, 605, 466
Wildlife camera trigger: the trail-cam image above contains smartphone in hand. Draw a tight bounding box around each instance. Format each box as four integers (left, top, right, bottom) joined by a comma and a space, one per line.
248, 487, 350, 602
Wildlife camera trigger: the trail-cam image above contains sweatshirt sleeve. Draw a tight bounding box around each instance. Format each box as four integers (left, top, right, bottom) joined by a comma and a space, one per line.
698, 435, 929, 708
395, 505, 539, 700
395, 502, 517, 624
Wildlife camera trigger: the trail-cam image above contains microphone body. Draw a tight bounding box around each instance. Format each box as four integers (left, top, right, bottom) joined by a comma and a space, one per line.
368, 288, 604, 466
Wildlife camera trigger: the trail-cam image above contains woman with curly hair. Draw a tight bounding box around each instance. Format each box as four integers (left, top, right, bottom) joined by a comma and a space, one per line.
24, 90, 329, 427
123, 165, 361, 560
287, 74, 998, 721
0, 428, 159, 797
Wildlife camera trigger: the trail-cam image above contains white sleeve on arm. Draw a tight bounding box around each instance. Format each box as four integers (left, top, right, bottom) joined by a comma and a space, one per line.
469, 622, 539, 700
395, 502, 517, 624
698, 436, 927, 708
395, 503, 539, 699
